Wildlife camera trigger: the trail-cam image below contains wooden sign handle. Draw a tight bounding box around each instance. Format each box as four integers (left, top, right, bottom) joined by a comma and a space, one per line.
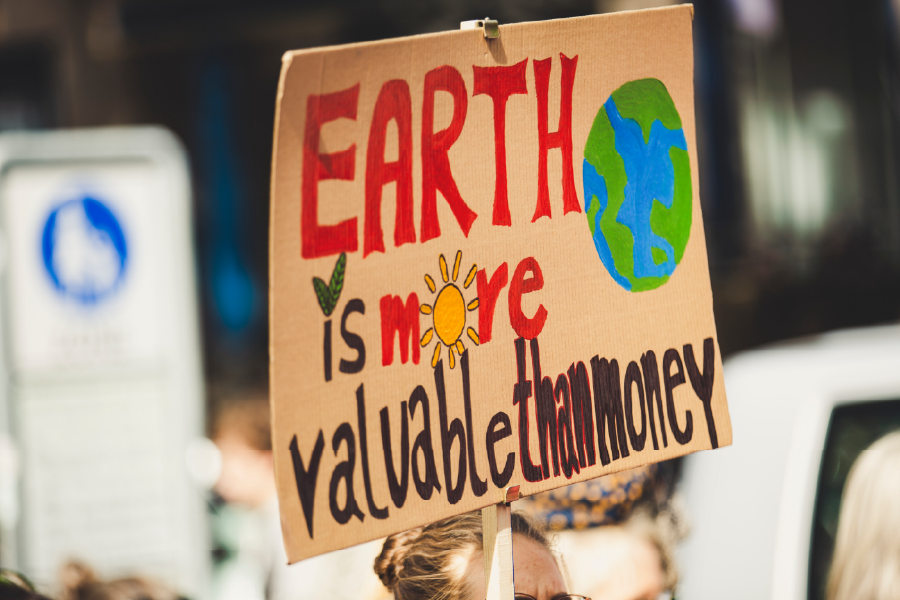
482, 486, 518, 600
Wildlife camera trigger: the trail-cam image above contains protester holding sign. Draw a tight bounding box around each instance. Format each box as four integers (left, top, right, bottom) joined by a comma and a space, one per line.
375, 510, 577, 600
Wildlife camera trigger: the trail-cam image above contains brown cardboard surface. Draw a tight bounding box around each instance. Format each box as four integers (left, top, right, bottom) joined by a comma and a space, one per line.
270, 5, 731, 563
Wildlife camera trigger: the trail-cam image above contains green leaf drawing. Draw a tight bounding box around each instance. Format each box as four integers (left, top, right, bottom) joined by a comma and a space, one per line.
329, 252, 346, 305
313, 277, 334, 316
311, 252, 347, 317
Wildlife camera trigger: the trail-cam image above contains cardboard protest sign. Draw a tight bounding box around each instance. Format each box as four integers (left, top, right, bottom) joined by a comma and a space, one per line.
270, 5, 731, 562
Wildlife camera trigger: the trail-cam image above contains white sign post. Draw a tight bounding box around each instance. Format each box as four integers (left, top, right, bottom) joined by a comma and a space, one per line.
0, 127, 209, 597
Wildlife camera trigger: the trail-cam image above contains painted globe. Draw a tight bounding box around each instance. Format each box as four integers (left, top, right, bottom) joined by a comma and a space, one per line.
582, 78, 692, 292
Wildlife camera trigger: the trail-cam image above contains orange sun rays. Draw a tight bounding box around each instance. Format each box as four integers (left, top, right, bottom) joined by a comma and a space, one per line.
419, 250, 479, 369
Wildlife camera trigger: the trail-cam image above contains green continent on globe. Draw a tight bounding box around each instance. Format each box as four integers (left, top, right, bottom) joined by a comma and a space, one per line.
582, 78, 692, 292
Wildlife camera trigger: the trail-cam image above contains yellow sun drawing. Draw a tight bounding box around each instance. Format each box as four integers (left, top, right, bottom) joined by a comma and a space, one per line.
420, 251, 480, 369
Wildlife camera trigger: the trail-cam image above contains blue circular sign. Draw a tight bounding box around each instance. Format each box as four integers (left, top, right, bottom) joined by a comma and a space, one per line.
41, 196, 128, 305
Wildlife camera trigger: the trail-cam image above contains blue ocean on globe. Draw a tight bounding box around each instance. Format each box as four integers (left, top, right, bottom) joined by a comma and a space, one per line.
582, 79, 692, 292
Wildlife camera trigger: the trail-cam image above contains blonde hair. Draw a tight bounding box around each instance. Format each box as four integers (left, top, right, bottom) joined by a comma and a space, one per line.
374, 510, 551, 600
827, 431, 900, 600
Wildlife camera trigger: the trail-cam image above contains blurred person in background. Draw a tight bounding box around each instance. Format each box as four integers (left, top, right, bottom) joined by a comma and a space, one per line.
210, 388, 383, 600
521, 463, 685, 600
58, 561, 182, 600
1, 569, 54, 600
556, 506, 682, 600
827, 431, 900, 600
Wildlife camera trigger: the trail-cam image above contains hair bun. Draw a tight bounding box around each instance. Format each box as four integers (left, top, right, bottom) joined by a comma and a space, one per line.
374, 527, 423, 589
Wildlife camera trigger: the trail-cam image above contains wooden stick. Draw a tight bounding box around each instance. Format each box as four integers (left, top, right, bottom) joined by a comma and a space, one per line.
482, 502, 514, 600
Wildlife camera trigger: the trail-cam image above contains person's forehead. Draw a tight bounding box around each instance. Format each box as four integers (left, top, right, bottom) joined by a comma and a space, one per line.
512, 536, 566, 596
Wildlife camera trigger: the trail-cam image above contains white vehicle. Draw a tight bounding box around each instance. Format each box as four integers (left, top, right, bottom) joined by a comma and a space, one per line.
677, 325, 900, 600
